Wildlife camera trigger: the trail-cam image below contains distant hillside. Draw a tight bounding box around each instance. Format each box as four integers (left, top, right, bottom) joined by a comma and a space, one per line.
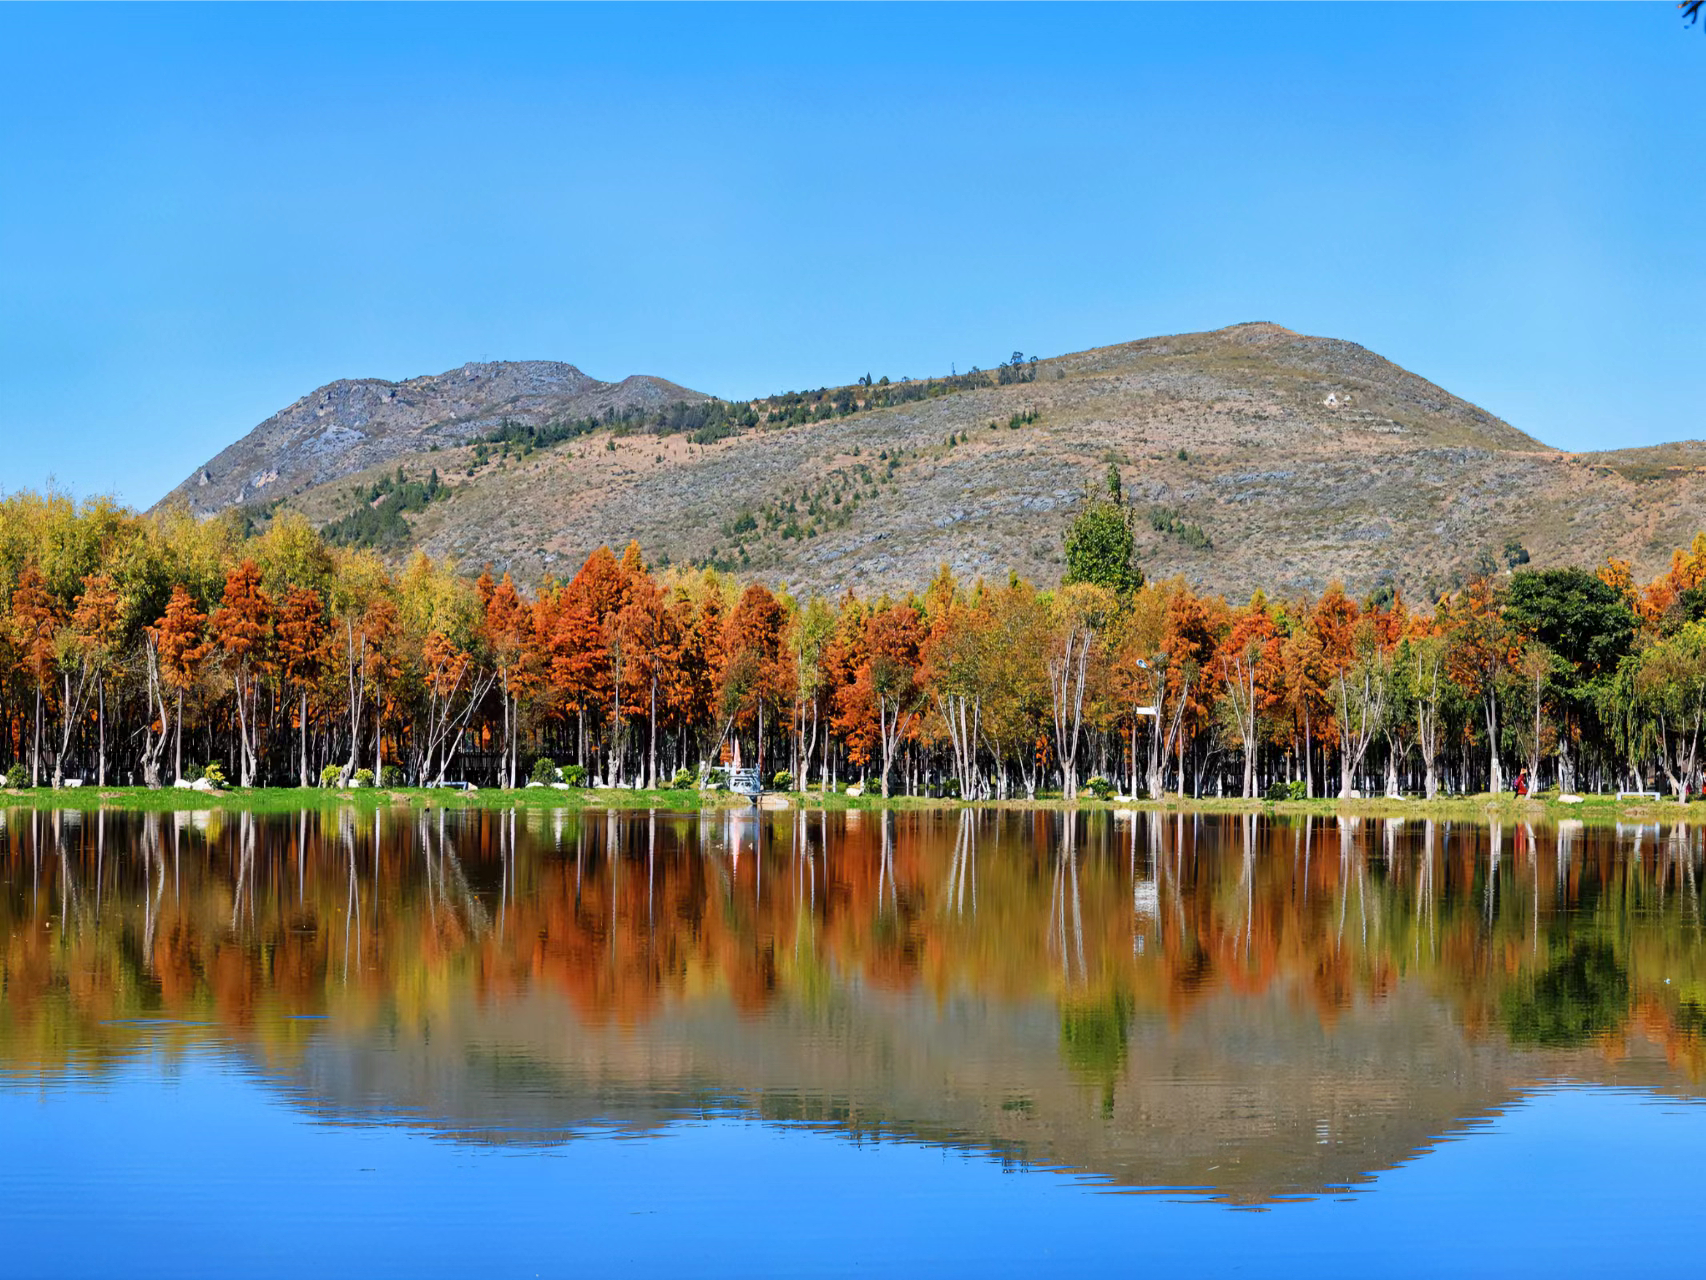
156, 360, 708, 514
163, 324, 1706, 600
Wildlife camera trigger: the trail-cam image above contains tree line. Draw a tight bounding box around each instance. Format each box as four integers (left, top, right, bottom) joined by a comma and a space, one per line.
6, 482, 1706, 800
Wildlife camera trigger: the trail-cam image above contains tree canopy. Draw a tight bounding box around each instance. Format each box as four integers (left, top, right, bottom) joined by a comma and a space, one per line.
1063, 480, 1141, 597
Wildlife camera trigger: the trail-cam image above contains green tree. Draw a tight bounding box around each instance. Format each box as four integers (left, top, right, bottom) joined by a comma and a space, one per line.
1504, 567, 1637, 789
1504, 568, 1638, 677
1064, 491, 1140, 596
1632, 621, 1706, 798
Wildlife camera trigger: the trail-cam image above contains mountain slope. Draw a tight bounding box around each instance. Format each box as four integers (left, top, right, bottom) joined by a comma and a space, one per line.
166, 324, 1706, 600
156, 360, 708, 514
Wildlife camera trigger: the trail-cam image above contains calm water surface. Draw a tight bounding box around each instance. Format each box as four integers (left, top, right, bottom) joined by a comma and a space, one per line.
2, 807, 1703, 1276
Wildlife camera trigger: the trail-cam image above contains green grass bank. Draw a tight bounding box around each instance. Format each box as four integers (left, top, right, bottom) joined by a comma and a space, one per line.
2, 784, 1701, 826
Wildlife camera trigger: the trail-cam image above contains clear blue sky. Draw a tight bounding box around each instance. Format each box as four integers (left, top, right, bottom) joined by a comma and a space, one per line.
2, 3, 1702, 508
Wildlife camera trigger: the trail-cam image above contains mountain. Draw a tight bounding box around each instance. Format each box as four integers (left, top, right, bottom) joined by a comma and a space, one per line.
160, 324, 1706, 600
156, 360, 707, 514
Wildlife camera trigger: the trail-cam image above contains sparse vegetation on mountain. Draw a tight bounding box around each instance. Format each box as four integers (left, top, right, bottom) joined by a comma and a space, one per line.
321, 467, 444, 549
160, 323, 1706, 604
1149, 506, 1212, 551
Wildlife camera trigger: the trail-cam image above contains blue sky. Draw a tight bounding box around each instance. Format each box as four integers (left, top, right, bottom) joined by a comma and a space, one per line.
2, 2, 1702, 508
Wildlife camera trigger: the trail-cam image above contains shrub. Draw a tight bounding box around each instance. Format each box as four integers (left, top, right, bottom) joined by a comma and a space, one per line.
3, 764, 27, 789
201, 762, 227, 789
1149, 505, 1211, 551
772, 770, 793, 791
380, 765, 405, 788
560, 763, 587, 788
530, 756, 559, 786
1264, 780, 1308, 802
320, 764, 343, 788
183, 763, 204, 783
702, 767, 728, 791
671, 767, 696, 790
1084, 775, 1116, 800
353, 768, 375, 788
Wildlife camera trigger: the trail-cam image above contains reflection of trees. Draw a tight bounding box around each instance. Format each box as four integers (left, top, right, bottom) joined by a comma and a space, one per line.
2, 808, 1706, 1082
1060, 989, 1131, 1118
943, 808, 977, 918
1048, 813, 1086, 986
1503, 939, 1630, 1048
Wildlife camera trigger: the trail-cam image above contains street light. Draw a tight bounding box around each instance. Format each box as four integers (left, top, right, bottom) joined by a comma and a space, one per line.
1133, 657, 1156, 716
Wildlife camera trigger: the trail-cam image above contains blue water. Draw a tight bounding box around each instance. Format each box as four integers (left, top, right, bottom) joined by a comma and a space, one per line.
4, 807, 1705, 1275
3, 1059, 1701, 1278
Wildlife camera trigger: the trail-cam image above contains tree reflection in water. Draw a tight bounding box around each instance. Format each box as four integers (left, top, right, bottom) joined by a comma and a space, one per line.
1, 805, 1704, 1202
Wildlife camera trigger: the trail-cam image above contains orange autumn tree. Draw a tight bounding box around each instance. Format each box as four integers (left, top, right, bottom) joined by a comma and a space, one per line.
919, 568, 993, 800
1217, 595, 1283, 798
719, 583, 788, 775
1279, 596, 1332, 797
1046, 582, 1115, 800
1441, 575, 1522, 794
614, 571, 683, 788
1598, 557, 1637, 608
596, 542, 652, 785
478, 569, 530, 789
330, 552, 399, 784
276, 586, 329, 787
150, 585, 211, 785
1314, 585, 1398, 800
1106, 579, 1185, 799
1160, 586, 1227, 797
666, 577, 723, 779
825, 592, 874, 788
536, 583, 592, 768
417, 626, 495, 785
361, 596, 405, 781
54, 572, 124, 787
841, 601, 923, 798
545, 546, 629, 777
1637, 532, 1706, 628
210, 559, 275, 786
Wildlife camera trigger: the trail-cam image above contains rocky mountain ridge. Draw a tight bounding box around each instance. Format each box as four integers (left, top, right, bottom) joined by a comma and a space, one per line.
158, 360, 706, 514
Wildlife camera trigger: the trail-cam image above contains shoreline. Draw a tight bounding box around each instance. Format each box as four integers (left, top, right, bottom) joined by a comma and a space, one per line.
1, 785, 1700, 825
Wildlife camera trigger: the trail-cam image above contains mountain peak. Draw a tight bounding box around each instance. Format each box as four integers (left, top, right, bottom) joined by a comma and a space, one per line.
1214, 321, 1300, 340
156, 360, 710, 515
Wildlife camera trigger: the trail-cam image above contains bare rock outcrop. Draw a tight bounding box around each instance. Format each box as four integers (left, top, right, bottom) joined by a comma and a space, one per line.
154, 360, 706, 515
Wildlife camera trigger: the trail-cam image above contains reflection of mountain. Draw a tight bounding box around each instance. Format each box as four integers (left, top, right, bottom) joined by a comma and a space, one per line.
2, 807, 1704, 1203
269, 981, 1695, 1206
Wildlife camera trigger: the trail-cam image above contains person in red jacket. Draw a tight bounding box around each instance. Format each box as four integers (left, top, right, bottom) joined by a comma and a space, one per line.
1515, 769, 1529, 797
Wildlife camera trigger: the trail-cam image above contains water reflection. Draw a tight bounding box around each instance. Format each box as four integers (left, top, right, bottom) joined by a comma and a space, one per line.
2, 806, 1703, 1203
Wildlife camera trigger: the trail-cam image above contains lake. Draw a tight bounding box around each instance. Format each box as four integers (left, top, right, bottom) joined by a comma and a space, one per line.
2, 806, 1703, 1277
